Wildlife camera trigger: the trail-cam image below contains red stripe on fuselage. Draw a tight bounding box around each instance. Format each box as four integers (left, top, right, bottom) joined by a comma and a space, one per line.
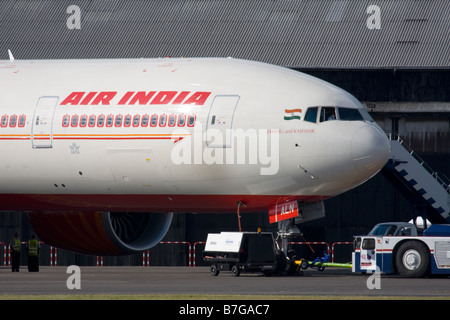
0, 194, 329, 213
0, 134, 189, 141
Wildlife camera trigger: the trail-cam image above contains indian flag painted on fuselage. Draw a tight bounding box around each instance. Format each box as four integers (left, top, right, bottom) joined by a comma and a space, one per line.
284, 108, 302, 120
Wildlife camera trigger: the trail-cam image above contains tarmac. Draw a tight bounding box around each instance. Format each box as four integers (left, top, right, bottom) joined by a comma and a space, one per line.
0, 265, 449, 298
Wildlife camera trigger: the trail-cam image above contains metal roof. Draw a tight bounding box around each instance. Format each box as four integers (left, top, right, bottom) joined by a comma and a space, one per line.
0, 0, 448, 68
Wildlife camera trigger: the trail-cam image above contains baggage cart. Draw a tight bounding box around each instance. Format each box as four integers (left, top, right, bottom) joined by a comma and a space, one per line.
203, 232, 278, 276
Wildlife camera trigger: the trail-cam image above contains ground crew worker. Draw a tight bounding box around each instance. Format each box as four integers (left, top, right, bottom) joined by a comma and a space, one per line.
10, 232, 21, 272
27, 234, 40, 272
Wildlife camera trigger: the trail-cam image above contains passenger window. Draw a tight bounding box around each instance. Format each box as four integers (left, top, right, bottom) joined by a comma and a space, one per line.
80, 115, 87, 127
88, 115, 96, 127
106, 115, 114, 127
115, 115, 123, 127
124, 114, 131, 127
71, 115, 79, 127
160, 114, 167, 127
178, 115, 186, 127
62, 115, 70, 127
10, 115, 17, 127
320, 107, 336, 122
18, 115, 26, 127
304, 107, 318, 123
168, 115, 176, 127
1, 115, 8, 127
97, 115, 105, 127
150, 115, 158, 127
133, 115, 140, 127
141, 115, 149, 127
187, 115, 196, 127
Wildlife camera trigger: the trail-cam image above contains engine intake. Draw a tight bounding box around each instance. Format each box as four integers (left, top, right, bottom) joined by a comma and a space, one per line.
29, 211, 173, 256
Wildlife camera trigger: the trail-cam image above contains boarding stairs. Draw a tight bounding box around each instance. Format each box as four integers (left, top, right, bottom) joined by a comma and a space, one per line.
385, 134, 450, 223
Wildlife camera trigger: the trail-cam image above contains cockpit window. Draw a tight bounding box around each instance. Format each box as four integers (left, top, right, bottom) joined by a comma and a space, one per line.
304, 107, 318, 123
304, 106, 372, 123
337, 108, 364, 121
319, 107, 336, 122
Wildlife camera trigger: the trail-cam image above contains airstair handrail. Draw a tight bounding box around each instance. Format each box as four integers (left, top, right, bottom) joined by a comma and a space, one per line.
388, 132, 450, 194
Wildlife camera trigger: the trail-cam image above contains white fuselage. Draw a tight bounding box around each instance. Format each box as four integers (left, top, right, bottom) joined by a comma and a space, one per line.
0, 58, 389, 213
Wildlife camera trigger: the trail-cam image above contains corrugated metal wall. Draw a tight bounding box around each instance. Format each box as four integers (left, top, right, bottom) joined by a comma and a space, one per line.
1, 0, 448, 67
0, 0, 448, 266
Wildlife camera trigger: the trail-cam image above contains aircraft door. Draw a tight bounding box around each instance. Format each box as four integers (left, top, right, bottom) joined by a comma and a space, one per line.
32, 96, 58, 148
206, 95, 240, 148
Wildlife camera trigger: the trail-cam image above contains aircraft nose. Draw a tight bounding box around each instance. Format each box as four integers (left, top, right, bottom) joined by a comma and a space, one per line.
352, 124, 390, 174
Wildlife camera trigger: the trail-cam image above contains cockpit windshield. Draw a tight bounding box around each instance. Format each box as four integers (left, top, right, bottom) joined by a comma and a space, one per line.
304, 106, 374, 123
319, 107, 336, 122
338, 107, 363, 121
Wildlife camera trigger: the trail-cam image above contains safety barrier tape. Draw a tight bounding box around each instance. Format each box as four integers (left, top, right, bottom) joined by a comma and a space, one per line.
0, 240, 352, 266
142, 241, 192, 267
193, 241, 205, 267
331, 242, 353, 263
0, 242, 6, 266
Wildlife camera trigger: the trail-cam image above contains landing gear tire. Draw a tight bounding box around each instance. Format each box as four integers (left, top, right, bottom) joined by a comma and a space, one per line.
274, 250, 287, 275
396, 241, 430, 278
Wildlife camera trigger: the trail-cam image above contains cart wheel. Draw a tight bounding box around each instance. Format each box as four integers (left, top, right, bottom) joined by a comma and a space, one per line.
300, 259, 308, 270
210, 264, 219, 276
318, 265, 325, 272
231, 265, 240, 277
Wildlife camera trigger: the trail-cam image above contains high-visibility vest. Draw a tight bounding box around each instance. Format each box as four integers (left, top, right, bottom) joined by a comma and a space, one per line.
28, 239, 39, 256
12, 238, 21, 252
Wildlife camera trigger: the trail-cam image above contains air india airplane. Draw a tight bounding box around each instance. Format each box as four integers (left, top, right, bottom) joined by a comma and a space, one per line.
0, 55, 390, 255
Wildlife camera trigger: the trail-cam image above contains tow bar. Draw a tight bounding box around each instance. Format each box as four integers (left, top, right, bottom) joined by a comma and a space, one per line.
295, 252, 352, 272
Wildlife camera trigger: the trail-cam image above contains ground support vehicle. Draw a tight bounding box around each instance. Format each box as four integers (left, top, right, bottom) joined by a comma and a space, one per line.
203, 232, 279, 277
353, 224, 450, 277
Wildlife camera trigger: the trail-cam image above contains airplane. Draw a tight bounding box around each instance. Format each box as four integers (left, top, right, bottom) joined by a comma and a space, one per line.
0, 56, 390, 256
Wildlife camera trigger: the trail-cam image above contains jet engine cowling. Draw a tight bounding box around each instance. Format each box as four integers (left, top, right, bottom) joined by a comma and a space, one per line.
29, 211, 173, 256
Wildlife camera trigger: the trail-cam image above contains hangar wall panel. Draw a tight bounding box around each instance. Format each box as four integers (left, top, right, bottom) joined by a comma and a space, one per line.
0, 0, 448, 67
